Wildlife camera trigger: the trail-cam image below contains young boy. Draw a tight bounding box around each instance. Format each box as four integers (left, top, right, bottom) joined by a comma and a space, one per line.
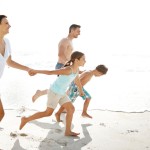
55, 64, 108, 121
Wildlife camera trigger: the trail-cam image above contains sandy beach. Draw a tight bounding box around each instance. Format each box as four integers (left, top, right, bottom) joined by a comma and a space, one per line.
0, 108, 150, 150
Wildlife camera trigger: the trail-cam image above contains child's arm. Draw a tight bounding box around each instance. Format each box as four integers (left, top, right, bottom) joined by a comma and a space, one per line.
29, 67, 72, 76
74, 75, 85, 97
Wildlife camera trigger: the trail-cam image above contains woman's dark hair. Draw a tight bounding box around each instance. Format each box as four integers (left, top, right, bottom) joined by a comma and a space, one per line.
0, 15, 7, 24
64, 51, 84, 67
96, 65, 108, 74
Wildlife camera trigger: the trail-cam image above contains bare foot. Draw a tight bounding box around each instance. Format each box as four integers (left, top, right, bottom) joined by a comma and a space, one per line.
65, 131, 80, 136
32, 90, 41, 102
19, 117, 28, 130
82, 112, 92, 118
55, 113, 62, 122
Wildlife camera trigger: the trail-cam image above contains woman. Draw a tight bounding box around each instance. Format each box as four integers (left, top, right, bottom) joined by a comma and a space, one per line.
0, 15, 31, 123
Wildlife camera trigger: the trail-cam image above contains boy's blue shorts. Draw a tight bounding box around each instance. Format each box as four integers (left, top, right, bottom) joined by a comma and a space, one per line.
68, 83, 91, 102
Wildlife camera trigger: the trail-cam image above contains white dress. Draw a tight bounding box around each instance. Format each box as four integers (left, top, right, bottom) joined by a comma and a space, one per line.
0, 38, 11, 97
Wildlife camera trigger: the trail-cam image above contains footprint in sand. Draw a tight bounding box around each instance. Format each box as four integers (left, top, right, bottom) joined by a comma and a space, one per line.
121, 129, 139, 134
127, 130, 139, 133
55, 129, 63, 133
10, 132, 28, 138
20, 133, 28, 137
99, 123, 106, 127
56, 140, 68, 146
10, 132, 17, 138
0, 127, 4, 131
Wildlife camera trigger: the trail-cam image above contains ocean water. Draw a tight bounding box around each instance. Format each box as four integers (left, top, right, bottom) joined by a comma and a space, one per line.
1, 0, 150, 112
1, 52, 150, 113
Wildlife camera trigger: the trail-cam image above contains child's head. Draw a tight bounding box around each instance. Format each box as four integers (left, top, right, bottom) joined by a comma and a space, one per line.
64, 51, 86, 67
94, 65, 108, 76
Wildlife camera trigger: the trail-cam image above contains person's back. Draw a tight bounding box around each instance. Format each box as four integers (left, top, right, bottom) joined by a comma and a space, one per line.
57, 38, 73, 65
78, 70, 94, 86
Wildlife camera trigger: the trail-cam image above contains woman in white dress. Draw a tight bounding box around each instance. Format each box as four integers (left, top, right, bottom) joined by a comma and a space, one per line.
0, 15, 31, 123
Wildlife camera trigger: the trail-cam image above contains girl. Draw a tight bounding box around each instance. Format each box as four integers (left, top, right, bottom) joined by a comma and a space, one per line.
19, 51, 86, 136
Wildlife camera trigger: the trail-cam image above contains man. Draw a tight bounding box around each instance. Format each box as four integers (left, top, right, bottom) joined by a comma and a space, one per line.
0, 15, 31, 122
32, 24, 81, 101
56, 24, 81, 69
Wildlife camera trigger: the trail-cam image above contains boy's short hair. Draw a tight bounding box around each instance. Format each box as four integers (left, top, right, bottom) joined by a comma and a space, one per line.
96, 65, 108, 74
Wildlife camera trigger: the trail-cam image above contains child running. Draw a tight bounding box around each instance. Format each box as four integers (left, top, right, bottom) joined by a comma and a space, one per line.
55, 65, 108, 121
19, 51, 86, 136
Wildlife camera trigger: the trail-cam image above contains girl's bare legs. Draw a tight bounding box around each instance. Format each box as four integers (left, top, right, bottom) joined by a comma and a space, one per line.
61, 102, 80, 136
0, 99, 5, 122
19, 107, 54, 130
82, 99, 92, 118
55, 106, 65, 122
32, 89, 48, 102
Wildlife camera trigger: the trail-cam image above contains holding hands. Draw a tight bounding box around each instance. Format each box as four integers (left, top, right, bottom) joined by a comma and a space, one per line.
28, 69, 37, 76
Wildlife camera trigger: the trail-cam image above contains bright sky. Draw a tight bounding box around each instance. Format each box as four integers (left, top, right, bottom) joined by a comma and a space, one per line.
0, 0, 150, 62
1, 0, 150, 111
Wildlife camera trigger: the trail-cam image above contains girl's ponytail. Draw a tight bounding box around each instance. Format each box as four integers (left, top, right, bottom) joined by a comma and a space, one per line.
64, 51, 84, 67
64, 60, 72, 67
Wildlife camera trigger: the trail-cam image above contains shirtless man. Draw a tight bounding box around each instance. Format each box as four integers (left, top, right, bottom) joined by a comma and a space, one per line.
32, 24, 81, 101
56, 24, 81, 69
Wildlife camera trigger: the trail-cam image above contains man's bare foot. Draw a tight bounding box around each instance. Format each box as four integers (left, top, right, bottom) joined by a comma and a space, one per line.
82, 112, 92, 118
65, 131, 80, 136
19, 117, 28, 130
55, 113, 62, 122
32, 90, 41, 102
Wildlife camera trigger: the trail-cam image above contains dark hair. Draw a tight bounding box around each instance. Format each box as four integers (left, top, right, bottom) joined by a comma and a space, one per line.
64, 51, 84, 67
0, 15, 7, 24
96, 65, 108, 74
69, 24, 81, 33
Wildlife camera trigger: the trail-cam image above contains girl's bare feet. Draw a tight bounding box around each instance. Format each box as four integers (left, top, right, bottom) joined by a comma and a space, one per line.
82, 112, 92, 118
19, 117, 28, 130
65, 131, 80, 136
32, 90, 41, 102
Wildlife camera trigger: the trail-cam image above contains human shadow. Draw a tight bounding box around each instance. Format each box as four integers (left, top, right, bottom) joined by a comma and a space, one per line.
63, 123, 93, 150
0, 127, 4, 131
11, 139, 26, 150
31, 120, 92, 150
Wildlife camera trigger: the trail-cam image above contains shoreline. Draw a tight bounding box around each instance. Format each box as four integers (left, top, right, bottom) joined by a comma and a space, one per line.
0, 109, 150, 150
